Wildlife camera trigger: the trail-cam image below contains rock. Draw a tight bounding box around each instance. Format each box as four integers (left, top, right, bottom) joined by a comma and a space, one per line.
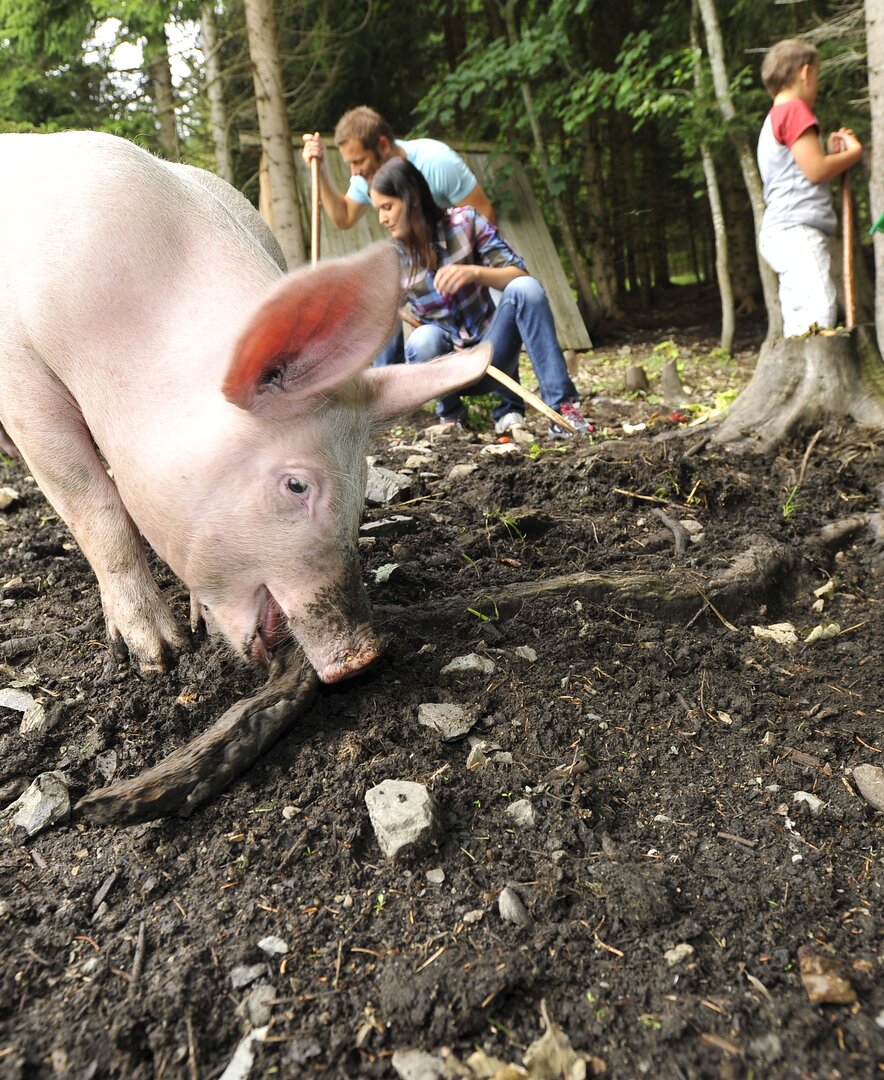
0, 687, 35, 713
2, 772, 70, 836
425, 867, 445, 885
793, 791, 826, 816
752, 622, 798, 644
257, 935, 289, 957
447, 463, 478, 482
505, 799, 536, 828
359, 515, 415, 538
663, 943, 695, 966
798, 947, 857, 1004
462, 909, 484, 925
230, 962, 268, 990
373, 563, 400, 584
853, 764, 884, 811
20, 700, 58, 739
511, 425, 537, 446
514, 646, 538, 662
0, 487, 20, 511
417, 702, 477, 741
218, 1025, 268, 1080
365, 780, 440, 860
365, 465, 411, 506
440, 653, 495, 676
498, 885, 532, 928
480, 442, 520, 455
244, 984, 276, 1028
466, 743, 488, 770
403, 455, 429, 470
391, 1047, 445, 1080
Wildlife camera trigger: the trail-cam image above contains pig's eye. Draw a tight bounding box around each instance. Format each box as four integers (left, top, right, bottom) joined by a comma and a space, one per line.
287, 477, 309, 495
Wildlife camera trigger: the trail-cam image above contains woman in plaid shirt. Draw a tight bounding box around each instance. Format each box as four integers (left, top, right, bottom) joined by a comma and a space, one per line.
369, 158, 590, 438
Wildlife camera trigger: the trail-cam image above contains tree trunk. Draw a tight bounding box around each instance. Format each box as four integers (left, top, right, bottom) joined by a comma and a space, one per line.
866, 0, 884, 350
146, 28, 179, 160
696, 0, 782, 340
712, 326, 884, 452
201, 2, 235, 184
691, 9, 734, 352
243, 0, 306, 266
501, 0, 602, 333
580, 119, 622, 321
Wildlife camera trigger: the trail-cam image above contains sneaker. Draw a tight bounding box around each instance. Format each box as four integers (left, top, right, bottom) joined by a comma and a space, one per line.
494, 410, 525, 435
548, 401, 593, 439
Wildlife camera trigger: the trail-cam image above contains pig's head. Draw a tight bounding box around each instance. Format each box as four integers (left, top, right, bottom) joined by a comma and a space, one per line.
182, 243, 491, 684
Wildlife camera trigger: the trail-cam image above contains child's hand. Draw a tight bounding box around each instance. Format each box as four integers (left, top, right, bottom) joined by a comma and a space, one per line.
827, 128, 862, 153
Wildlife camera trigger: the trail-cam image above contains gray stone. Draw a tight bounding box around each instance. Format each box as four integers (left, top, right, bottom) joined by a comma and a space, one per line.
425, 867, 445, 885
365, 465, 411, 506
0, 687, 35, 713
417, 702, 477, 741
498, 885, 532, 928
230, 962, 268, 990
0, 487, 20, 511
391, 1048, 445, 1080
359, 515, 415, 537
365, 780, 439, 860
853, 764, 884, 811
440, 653, 495, 676
447, 463, 478, 482
244, 984, 276, 1027
2, 772, 70, 836
514, 646, 538, 662
257, 935, 289, 957
505, 799, 536, 828
663, 943, 695, 966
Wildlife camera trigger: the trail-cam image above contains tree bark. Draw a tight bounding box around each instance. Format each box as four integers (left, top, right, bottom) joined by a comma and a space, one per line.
690, 9, 734, 352
580, 118, 622, 321
696, 0, 782, 340
866, 0, 884, 350
243, 0, 306, 266
201, 2, 235, 184
146, 27, 179, 161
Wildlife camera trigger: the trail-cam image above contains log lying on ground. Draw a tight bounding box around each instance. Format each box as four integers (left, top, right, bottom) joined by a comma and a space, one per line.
76, 644, 318, 825
713, 326, 884, 453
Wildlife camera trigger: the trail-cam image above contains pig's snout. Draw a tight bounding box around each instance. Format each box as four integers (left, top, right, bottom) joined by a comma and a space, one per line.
318, 639, 383, 684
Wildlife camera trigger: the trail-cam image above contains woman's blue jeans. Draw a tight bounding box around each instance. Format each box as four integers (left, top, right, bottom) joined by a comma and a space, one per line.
402, 277, 578, 422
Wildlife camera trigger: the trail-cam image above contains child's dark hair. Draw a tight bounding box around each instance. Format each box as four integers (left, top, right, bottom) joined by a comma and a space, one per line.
761, 39, 819, 96
370, 158, 445, 274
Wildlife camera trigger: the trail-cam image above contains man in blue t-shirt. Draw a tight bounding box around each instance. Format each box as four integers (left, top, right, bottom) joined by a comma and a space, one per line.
302, 106, 496, 230
302, 107, 497, 365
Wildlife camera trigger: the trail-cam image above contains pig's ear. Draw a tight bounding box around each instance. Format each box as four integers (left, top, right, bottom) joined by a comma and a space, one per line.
222, 243, 401, 409
363, 342, 493, 423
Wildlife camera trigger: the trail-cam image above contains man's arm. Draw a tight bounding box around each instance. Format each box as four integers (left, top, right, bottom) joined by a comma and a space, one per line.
455, 182, 497, 226
302, 132, 368, 230
791, 128, 862, 185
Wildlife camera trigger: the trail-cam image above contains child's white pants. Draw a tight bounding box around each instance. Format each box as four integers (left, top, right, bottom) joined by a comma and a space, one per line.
759, 223, 837, 337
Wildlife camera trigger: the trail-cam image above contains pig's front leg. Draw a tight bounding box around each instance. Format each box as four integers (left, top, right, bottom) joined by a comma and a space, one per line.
6, 399, 189, 672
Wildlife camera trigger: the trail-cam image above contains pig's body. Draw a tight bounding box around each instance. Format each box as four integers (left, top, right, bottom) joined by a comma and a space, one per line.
0, 132, 491, 681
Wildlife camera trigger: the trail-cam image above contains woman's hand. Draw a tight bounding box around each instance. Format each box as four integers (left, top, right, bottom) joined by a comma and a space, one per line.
433, 263, 478, 296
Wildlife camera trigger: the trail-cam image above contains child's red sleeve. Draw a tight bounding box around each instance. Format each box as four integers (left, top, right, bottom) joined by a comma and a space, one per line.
770, 99, 819, 148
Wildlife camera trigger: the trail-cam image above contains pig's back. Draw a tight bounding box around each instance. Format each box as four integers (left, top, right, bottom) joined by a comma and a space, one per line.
0, 131, 279, 399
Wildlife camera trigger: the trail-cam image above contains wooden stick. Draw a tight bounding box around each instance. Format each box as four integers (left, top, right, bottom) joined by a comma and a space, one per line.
310, 156, 320, 266
842, 168, 855, 330
484, 364, 579, 433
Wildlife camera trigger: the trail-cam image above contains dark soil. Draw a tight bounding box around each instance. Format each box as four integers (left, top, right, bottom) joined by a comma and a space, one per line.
1, 312, 882, 1079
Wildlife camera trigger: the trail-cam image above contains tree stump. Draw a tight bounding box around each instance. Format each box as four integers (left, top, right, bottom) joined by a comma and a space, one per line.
712, 325, 884, 452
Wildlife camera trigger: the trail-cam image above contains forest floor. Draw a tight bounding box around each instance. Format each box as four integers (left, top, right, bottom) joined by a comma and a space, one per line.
0, 285, 882, 1080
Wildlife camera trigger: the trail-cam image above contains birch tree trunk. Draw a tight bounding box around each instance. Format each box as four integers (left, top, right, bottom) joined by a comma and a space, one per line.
146, 27, 179, 161
501, 0, 600, 335
201, 2, 234, 184
690, 8, 734, 353
867, 0, 884, 350
696, 0, 782, 340
243, 0, 306, 266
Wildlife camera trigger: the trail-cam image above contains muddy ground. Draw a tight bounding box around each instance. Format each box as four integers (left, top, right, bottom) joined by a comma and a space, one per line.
0, 298, 882, 1079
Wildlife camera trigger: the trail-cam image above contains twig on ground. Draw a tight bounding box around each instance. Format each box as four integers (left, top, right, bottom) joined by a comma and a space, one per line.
127, 922, 147, 1000
797, 428, 824, 488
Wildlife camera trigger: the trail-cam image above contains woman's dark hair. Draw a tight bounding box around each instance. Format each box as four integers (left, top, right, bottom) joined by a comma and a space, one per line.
370, 158, 445, 273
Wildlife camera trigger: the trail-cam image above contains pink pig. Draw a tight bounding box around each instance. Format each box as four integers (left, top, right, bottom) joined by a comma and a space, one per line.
0, 132, 491, 682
